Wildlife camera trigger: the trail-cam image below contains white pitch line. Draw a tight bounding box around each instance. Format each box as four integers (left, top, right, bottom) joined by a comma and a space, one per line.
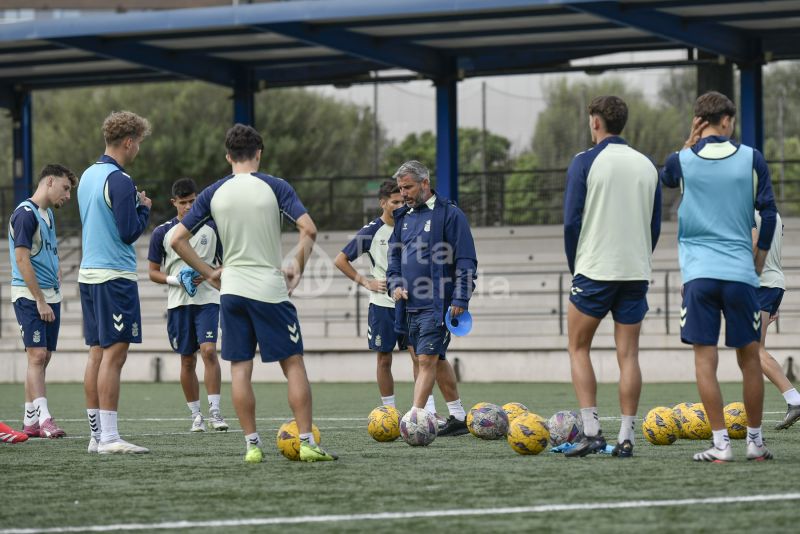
2, 493, 799, 533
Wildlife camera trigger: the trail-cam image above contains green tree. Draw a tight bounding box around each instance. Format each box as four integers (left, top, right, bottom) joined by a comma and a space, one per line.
382, 127, 512, 224
8, 81, 382, 231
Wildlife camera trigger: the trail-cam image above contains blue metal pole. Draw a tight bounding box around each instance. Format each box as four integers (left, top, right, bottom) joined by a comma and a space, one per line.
435, 77, 458, 203
233, 71, 255, 126
12, 90, 33, 206
739, 63, 763, 151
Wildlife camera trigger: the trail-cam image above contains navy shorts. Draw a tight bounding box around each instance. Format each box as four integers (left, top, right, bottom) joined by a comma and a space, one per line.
79, 279, 142, 348
407, 309, 449, 359
167, 303, 219, 355
569, 274, 649, 324
368, 304, 408, 353
13, 298, 60, 351
681, 278, 761, 348
757, 287, 784, 316
220, 294, 303, 362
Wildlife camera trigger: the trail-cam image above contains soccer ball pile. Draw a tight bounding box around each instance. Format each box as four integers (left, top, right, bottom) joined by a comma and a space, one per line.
466, 402, 509, 440
547, 410, 583, 446
367, 405, 401, 442
276, 420, 321, 461
642, 406, 680, 445
400, 407, 438, 446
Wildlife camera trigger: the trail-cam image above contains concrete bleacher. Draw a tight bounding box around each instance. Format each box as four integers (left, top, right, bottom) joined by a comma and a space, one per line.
1, 219, 800, 383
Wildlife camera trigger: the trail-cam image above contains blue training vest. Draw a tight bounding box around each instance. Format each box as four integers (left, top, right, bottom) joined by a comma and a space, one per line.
677, 144, 759, 287
78, 162, 138, 272
9, 200, 60, 290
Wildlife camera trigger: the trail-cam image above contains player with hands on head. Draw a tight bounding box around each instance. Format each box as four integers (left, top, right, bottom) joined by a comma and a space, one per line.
661, 91, 777, 462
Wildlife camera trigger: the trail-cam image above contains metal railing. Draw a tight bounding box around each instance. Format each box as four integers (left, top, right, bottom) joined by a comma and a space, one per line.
0, 159, 799, 232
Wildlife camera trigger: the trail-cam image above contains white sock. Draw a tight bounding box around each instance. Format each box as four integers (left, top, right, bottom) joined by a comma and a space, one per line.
99, 410, 120, 443
712, 428, 731, 449
208, 394, 221, 412
299, 432, 317, 446
33, 397, 51, 421
24, 402, 37, 425
446, 399, 466, 421
618, 414, 636, 443
581, 407, 600, 437
245, 432, 262, 448
424, 395, 437, 414
746, 426, 763, 447
782, 388, 800, 405
187, 400, 201, 417
87, 409, 101, 440
381, 395, 396, 408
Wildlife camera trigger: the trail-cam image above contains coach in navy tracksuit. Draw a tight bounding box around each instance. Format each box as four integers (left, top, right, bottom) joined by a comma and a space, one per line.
386, 160, 477, 436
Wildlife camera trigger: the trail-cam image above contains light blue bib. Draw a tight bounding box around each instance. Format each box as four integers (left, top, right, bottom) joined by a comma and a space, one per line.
677, 144, 758, 286
78, 162, 138, 272
9, 200, 59, 289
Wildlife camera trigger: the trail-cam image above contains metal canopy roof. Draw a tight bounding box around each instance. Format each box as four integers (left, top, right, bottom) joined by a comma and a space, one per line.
0, 0, 798, 92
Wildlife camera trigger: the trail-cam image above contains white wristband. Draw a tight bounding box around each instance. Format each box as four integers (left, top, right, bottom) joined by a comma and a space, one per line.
166, 275, 180, 287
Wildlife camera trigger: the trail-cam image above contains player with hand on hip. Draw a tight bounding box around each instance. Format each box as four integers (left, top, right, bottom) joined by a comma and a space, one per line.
170, 124, 337, 463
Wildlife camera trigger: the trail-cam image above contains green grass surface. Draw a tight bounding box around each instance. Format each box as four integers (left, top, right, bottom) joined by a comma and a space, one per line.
2, 381, 799, 533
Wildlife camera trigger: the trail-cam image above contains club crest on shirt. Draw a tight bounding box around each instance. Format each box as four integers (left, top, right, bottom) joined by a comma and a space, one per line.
132, 322, 139, 337
200, 235, 208, 246
32, 330, 41, 343
424, 220, 431, 232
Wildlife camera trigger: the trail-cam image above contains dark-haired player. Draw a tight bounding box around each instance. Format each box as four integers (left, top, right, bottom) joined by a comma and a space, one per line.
9, 164, 77, 439
334, 181, 411, 407
661, 91, 777, 462
563, 96, 661, 458
170, 124, 336, 463
148, 178, 228, 433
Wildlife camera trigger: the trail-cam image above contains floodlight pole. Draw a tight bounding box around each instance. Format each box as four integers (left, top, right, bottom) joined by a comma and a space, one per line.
11, 89, 33, 207
739, 63, 764, 152
435, 75, 458, 204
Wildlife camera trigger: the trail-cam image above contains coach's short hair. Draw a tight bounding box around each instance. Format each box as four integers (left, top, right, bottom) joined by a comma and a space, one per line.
225, 123, 264, 162
378, 179, 400, 199
392, 160, 429, 183
171, 178, 197, 199
588, 96, 628, 135
103, 111, 151, 146
38, 163, 77, 187
694, 91, 736, 126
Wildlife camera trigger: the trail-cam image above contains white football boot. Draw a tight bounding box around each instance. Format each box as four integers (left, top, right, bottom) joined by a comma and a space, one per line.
207, 410, 229, 431
190, 413, 205, 432
693, 444, 733, 463
88, 436, 99, 453
746, 441, 774, 461
97, 439, 149, 454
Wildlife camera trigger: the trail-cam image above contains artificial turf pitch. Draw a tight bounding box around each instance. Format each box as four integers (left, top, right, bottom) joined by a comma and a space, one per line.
1, 381, 799, 533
